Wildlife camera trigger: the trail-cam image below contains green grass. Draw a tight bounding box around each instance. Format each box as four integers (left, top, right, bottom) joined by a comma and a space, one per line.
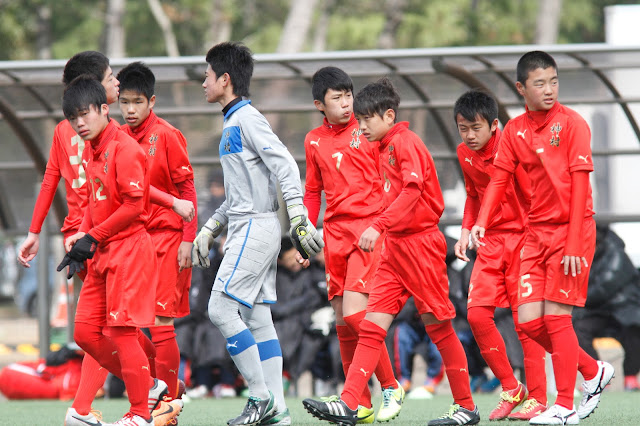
3, 392, 636, 425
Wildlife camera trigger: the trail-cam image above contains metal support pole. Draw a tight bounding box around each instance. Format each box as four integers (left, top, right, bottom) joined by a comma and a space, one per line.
37, 202, 51, 358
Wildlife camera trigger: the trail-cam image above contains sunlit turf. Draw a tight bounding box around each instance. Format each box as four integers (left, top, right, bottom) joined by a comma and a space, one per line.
3, 391, 636, 425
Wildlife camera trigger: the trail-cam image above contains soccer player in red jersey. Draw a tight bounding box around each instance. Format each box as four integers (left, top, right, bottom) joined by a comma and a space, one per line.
303, 78, 479, 426
301, 67, 403, 423
117, 61, 197, 405
453, 90, 547, 420
60, 76, 165, 426
471, 51, 614, 425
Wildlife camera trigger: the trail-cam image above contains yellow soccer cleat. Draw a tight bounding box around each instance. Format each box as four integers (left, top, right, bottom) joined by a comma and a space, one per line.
357, 405, 375, 424
376, 380, 405, 422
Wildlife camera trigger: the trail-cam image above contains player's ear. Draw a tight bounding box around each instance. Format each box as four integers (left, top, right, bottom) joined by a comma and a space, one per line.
384, 108, 396, 124
148, 94, 156, 109
101, 103, 109, 116
490, 118, 499, 133
313, 99, 325, 113
515, 81, 525, 97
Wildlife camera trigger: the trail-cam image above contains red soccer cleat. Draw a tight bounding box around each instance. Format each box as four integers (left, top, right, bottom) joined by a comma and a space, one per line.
507, 398, 548, 421
488, 381, 527, 420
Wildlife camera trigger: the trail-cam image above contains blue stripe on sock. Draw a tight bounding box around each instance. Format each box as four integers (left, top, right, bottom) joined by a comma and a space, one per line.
226, 329, 256, 356
257, 339, 282, 361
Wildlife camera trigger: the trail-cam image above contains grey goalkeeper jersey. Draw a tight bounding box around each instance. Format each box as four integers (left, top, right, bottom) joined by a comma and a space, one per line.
213, 100, 303, 222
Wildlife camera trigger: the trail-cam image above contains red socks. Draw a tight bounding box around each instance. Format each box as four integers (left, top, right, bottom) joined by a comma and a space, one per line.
425, 320, 474, 411
138, 330, 157, 379
544, 315, 578, 409
150, 325, 180, 399
344, 311, 397, 389
341, 319, 387, 410
468, 306, 518, 391
512, 311, 547, 405
71, 354, 109, 415
336, 324, 372, 408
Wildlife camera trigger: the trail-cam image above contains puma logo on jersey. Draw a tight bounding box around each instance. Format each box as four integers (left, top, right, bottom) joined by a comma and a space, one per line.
578, 155, 590, 163
110, 311, 119, 320
460, 368, 467, 372
129, 181, 141, 189
82, 160, 89, 167
359, 279, 366, 288
157, 301, 167, 310
181, 165, 192, 172
227, 341, 238, 349
411, 172, 419, 178
169, 369, 177, 374
310, 139, 320, 147
517, 129, 527, 139
465, 157, 473, 166
490, 346, 499, 352
142, 366, 149, 371
112, 351, 118, 355
360, 368, 369, 376
559, 289, 571, 298
536, 148, 544, 154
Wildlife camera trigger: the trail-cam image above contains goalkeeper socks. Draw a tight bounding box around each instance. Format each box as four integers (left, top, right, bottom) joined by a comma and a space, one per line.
426, 321, 474, 411
109, 326, 152, 419
337, 324, 372, 408
513, 311, 547, 405
544, 315, 579, 409
244, 303, 287, 413
138, 329, 157, 379
467, 306, 518, 391
71, 354, 109, 415
150, 325, 180, 399
344, 311, 397, 390
341, 319, 386, 410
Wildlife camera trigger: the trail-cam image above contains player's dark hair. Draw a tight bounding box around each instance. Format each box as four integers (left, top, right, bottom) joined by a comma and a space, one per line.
62, 75, 107, 119
205, 42, 253, 97
279, 236, 295, 258
516, 50, 557, 86
116, 61, 155, 100
453, 90, 498, 125
62, 51, 110, 86
311, 66, 353, 103
354, 77, 400, 120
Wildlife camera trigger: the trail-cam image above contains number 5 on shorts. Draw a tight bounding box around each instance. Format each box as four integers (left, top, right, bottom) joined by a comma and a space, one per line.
520, 274, 533, 298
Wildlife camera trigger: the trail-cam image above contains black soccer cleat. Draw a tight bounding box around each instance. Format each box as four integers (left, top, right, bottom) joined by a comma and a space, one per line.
428, 404, 480, 426
302, 396, 358, 426
227, 391, 276, 426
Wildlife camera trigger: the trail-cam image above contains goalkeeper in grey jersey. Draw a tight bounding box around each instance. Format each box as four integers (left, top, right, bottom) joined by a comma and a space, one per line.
192, 42, 323, 426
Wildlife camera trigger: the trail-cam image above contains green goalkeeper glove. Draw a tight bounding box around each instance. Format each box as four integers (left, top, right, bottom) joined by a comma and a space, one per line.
192, 216, 224, 268
288, 204, 324, 259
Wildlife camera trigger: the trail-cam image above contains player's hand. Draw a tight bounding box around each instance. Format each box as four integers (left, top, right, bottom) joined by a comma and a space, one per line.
177, 241, 193, 272
359, 226, 380, 252
17, 232, 40, 268
172, 197, 195, 222
68, 233, 98, 261
455, 229, 471, 262
192, 217, 224, 268
64, 232, 85, 253
56, 253, 86, 279
470, 225, 486, 247
294, 251, 311, 268
561, 255, 588, 277
287, 204, 324, 259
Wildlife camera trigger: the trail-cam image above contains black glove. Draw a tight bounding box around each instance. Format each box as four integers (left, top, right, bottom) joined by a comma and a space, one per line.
69, 234, 99, 261
56, 253, 86, 279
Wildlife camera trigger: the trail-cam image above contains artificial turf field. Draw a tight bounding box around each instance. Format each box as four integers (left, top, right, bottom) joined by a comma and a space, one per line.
4, 391, 636, 425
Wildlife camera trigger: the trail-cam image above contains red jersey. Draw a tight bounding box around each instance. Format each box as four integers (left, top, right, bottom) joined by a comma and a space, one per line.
122, 111, 194, 232
83, 120, 149, 243
304, 115, 384, 222
494, 102, 594, 224
372, 122, 444, 235
458, 128, 529, 232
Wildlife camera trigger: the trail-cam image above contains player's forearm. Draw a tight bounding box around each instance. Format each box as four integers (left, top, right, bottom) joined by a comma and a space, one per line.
476, 167, 510, 228
462, 195, 480, 230
29, 171, 61, 233
176, 179, 198, 242
372, 184, 421, 232
149, 185, 173, 208
89, 195, 144, 241
565, 171, 590, 255
303, 190, 322, 226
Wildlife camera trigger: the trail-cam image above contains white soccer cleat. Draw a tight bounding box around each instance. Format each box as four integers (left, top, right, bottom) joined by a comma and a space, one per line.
577, 360, 614, 419
529, 404, 579, 425
148, 378, 169, 413
65, 408, 103, 426
103, 413, 153, 426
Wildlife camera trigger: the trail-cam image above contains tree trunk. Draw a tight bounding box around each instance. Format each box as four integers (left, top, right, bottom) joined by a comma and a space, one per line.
276, 0, 318, 54
311, 0, 333, 52
147, 0, 180, 56
378, 0, 406, 49
535, 0, 563, 44
209, 0, 232, 47
104, 0, 126, 58
36, 4, 52, 59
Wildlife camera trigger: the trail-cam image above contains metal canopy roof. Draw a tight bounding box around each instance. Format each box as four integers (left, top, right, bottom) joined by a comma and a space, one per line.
2, 43, 640, 233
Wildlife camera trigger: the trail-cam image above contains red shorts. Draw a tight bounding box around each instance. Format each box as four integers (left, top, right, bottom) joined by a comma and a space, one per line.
517, 218, 596, 308
468, 230, 525, 309
75, 230, 157, 327
367, 227, 455, 320
149, 230, 191, 318
323, 217, 384, 300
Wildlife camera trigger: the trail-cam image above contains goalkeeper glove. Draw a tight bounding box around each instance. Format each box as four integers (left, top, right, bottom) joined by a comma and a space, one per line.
192, 216, 224, 268
56, 253, 86, 279
288, 204, 324, 259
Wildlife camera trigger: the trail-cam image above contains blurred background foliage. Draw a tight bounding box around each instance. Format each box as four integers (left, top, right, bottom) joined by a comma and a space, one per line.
0, 0, 638, 60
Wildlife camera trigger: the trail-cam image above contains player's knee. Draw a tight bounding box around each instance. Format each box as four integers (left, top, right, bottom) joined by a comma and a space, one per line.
343, 310, 365, 334
467, 306, 495, 331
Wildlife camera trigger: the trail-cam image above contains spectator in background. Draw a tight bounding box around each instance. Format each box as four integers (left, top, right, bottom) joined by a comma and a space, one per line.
199, 169, 225, 224
573, 224, 640, 391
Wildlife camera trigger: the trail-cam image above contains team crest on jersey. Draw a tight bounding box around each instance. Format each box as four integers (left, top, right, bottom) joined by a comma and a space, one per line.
350, 128, 363, 148
388, 145, 396, 166
103, 150, 109, 174
148, 134, 158, 156
550, 122, 562, 147
224, 130, 231, 152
